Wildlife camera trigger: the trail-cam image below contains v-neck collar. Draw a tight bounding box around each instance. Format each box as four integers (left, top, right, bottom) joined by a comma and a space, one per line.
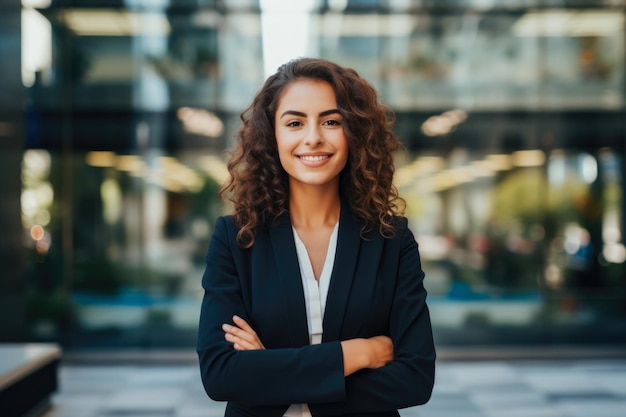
269, 203, 362, 346
292, 221, 339, 344
292, 221, 339, 285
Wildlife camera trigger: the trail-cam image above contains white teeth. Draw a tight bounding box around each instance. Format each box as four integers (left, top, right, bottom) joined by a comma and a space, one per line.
299, 155, 330, 162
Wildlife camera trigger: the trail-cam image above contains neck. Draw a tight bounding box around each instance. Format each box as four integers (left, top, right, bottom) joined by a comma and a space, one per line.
288, 183, 341, 229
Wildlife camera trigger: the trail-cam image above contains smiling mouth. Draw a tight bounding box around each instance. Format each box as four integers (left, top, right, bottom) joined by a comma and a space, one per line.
298, 155, 331, 162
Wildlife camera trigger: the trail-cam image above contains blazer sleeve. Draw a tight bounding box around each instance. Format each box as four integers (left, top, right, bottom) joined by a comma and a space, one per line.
196, 216, 346, 406
310, 221, 436, 416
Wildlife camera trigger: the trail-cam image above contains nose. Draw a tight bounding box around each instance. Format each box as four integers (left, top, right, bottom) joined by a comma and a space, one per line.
303, 124, 323, 146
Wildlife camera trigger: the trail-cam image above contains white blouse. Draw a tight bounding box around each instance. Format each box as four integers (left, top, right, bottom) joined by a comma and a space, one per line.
284, 221, 339, 417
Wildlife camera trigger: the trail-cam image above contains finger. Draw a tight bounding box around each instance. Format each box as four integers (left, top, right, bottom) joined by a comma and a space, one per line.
232, 315, 258, 336
227, 318, 265, 349
224, 333, 247, 349
224, 332, 261, 350
222, 323, 258, 345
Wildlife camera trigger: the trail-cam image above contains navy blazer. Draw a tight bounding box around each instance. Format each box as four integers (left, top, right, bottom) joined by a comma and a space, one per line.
197, 205, 435, 417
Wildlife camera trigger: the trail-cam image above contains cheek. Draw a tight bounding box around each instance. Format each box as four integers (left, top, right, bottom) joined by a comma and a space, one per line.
339, 152, 349, 172
337, 136, 349, 165
275, 134, 288, 155
275, 138, 292, 169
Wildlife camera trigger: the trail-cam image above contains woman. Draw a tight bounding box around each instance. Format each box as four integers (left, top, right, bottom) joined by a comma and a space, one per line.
197, 58, 435, 417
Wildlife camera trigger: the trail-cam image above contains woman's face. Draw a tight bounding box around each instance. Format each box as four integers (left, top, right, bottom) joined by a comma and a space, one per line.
274, 78, 349, 191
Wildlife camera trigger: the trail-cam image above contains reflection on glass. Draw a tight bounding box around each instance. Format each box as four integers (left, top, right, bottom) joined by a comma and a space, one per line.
8, 1, 625, 347
399, 144, 624, 336
21, 7, 52, 87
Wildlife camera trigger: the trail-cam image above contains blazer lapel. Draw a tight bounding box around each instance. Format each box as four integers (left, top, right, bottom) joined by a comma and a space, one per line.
322, 204, 362, 341
269, 214, 310, 347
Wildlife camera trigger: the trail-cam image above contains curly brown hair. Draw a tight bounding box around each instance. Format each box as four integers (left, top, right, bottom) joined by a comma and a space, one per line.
220, 57, 405, 247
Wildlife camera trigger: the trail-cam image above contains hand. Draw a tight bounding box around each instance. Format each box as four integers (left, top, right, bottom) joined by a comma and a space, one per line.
222, 315, 265, 351
365, 335, 393, 368
340, 335, 394, 376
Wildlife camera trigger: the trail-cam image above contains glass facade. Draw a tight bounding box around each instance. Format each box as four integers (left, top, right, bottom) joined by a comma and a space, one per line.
1, 0, 625, 348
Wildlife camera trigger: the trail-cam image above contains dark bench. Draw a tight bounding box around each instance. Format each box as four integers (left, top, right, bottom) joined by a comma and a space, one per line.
0, 344, 61, 417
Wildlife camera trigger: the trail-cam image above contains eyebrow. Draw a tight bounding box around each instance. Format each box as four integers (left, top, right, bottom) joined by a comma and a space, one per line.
279, 109, 341, 119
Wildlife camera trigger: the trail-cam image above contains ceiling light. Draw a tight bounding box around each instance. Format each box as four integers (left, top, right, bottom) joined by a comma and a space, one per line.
513, 9, 624, 37
86, 151, 117, 168
177, 107, 224, 138
485, 154, 512, 171
319, 14, 416, 37
61, 9, 171, 37
513, 150, 545, 167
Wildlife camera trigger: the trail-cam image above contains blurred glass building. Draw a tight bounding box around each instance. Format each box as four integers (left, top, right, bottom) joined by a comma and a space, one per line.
0, 0, 624, 350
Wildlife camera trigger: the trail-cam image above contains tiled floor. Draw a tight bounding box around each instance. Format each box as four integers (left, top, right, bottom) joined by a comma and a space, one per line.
42, 359, 626, 417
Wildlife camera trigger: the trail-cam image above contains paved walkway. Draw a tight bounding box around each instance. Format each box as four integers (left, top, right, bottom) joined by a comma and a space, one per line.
42, 358, 626, 417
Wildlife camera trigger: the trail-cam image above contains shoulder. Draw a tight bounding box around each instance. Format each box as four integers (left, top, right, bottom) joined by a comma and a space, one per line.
354, 215, 412, 246
388, 215, 413, 246
212, 215, 239, 243
380, 215, 411, 238
212, 215, 278, 248
381, 216, 416, 255
214, 215, 236, 230
390, 215, 409, 230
